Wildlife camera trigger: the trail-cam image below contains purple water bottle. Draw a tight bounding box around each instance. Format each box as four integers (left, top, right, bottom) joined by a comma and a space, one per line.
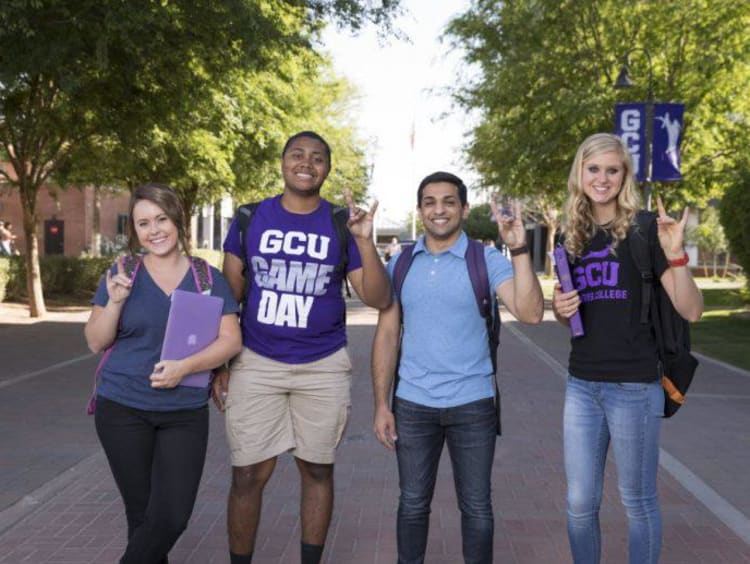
553, 246, 584, 338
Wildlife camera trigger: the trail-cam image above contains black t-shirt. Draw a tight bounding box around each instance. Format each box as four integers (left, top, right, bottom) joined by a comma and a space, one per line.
568, 222, 668, 383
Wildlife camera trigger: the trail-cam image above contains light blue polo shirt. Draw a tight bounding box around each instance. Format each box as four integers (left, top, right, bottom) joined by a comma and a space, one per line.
388, 232, 513, 408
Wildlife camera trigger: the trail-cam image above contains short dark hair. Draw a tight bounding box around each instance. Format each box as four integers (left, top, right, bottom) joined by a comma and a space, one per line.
282, 131, 332, 164
127, 183, 189, 255
417, 171, 468, 207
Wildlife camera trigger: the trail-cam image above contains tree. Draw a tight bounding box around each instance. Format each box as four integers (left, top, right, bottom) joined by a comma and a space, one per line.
687, 206, 728, 278
463, 203, 497, 243
0, 0, 401, 316
720, 170, 750, 292
446, 0, 750, 265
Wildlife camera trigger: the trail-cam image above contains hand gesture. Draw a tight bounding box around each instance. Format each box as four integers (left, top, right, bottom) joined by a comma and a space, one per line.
211, 365, 230, 412
655, 196, 688, 259
373, 405, 398, 451
344, 189, 378, 240
106, 258, 133, 305
552, 283, 580, 320
149, 360, 185, 389
490, 197, 525, 250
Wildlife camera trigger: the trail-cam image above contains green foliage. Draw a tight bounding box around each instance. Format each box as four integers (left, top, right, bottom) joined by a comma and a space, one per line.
0, 1, 401, 313
720, 170, 750, 292
0, 257, 9, 302
446, 1, 750, 210
464, 203, 498, 242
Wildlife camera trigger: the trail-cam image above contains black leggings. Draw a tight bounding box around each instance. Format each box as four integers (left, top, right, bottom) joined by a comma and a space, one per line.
95, 397, 209, 564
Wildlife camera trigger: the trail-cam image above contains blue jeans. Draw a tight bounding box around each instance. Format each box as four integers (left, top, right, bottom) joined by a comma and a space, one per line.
394, 397, 497, 564
564, 375, 663, 564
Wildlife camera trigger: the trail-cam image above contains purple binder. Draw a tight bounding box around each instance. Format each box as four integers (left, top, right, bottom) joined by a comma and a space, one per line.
160, 289, 223, 387
553, 246, 584, 338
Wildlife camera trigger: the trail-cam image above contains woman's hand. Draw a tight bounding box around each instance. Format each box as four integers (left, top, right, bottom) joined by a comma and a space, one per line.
552, 283, 580, 319
655, 196, 689, 260
106, 259, 133, 305
149, 360, 186, 389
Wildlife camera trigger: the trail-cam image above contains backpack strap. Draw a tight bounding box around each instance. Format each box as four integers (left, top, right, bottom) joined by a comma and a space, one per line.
87, 254, 142, 415
188, 256, 213, 293
629, 211, 657, 324
331, 205, 350, 274
234, 202, 260, 309
392, 245, 416, 299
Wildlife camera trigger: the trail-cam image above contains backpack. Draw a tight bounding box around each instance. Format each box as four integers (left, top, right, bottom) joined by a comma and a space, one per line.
628, 211, 699, 418
391, 238, 503, 435
86, 255, 214, 414
234, 200, 351, 304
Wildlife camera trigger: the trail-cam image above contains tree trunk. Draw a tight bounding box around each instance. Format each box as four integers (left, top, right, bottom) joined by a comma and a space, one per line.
20, 197, 46, 318
723, 252, 730, 278
92, 185, 102, 257
712, 254, 718, 278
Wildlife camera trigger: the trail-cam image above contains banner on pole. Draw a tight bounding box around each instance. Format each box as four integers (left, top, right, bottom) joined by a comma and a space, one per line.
614, 103, 646, 182
651, 103, 684, 182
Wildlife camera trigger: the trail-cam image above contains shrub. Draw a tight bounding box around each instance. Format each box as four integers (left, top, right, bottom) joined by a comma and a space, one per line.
0, 252, 226, 303
2, 255, 112, 302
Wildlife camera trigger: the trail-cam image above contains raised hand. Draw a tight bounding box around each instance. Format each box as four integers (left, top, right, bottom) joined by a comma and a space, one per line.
344, 188, 378, 240
655, 196, 689, 259
106, 258, 133, 305
490, 197, 526, 250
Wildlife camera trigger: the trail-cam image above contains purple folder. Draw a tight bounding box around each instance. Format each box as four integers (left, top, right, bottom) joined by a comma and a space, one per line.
553, 246, 585, 338
160, 289, 223, 387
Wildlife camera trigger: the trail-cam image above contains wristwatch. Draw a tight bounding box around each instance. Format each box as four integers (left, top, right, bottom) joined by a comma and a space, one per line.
509, 244, 529, 257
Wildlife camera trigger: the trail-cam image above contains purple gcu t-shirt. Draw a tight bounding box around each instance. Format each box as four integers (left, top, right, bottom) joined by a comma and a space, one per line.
223, 195, 362, 364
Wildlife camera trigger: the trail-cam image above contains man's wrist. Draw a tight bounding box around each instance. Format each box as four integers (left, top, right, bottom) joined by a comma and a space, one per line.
509, 244, 529, 257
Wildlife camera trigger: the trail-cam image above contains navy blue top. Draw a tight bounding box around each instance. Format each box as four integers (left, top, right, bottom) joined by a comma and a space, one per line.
92, 259, 239, 411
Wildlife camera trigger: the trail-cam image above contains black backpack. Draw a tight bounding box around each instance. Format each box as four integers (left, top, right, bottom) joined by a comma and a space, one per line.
629, 210, 699, 417
391, 239, 502, 435
233, 200, 351, 306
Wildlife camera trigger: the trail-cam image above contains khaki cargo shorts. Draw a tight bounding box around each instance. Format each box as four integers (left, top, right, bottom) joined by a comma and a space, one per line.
225, 347, 352, 467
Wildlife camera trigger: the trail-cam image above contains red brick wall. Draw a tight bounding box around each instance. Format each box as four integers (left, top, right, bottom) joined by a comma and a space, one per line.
0, 185, 130, 256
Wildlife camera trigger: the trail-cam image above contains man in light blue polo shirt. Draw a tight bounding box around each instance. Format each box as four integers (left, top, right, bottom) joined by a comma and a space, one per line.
371, 171, 544, 563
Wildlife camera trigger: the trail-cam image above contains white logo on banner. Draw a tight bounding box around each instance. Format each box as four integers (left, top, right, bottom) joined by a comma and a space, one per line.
655, 112, 681, 171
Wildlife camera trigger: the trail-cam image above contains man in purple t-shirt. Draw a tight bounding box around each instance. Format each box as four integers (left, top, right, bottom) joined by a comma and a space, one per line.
215, 131, 391, 564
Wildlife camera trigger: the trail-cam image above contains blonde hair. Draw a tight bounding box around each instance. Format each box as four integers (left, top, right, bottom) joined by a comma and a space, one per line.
562, 133, 641, 258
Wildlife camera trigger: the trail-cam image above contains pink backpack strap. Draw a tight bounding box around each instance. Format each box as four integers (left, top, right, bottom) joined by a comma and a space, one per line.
188, 256, 213, 293
87, 255, 142, 415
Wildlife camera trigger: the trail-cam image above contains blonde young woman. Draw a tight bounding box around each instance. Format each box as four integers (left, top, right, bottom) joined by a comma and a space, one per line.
85, 183, 242, 564
552, 133, 702, 564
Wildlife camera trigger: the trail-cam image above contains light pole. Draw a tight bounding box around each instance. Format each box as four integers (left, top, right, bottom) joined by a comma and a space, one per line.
615, 47, 654, 210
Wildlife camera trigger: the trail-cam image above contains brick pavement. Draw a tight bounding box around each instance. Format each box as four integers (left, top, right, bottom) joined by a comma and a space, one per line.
0, 302, 749, 563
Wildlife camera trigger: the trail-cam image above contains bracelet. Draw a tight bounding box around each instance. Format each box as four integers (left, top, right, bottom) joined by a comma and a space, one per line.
509, 244, 529, 257
667, 251, 689, 267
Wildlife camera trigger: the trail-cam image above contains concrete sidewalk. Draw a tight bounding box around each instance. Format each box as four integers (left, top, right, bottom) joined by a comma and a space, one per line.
0, 302, 749, 562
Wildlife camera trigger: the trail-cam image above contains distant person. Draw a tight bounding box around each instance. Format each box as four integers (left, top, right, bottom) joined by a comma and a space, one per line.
0, 221, 16, 255
84, 183, 242, 564
371, 171, 544, 563
552, 133, 702, 564
385, 236, 402, 262
215, 130, 391, 564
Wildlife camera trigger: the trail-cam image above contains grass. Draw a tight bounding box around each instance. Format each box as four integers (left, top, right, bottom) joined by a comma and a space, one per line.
692, 309, 750, 371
